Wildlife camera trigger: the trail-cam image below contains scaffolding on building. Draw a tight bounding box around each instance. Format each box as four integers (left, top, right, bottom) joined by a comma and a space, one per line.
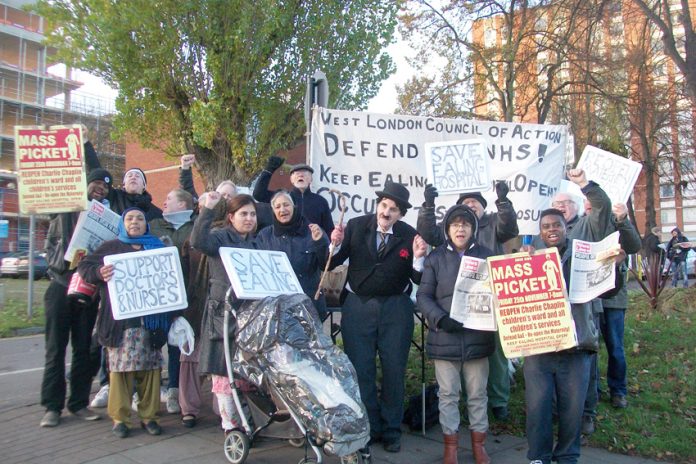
0, 0, 124, 253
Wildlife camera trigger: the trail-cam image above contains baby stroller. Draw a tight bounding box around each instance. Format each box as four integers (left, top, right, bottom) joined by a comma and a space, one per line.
221, 289, 370, 464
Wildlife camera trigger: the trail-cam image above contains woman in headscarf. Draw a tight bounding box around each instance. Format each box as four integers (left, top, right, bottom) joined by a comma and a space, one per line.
78, 207, 168, 439
190, 192, 257, 434
255, 190, 329, 318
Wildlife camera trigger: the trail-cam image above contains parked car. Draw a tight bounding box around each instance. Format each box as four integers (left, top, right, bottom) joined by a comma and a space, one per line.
18, 253, 48, 279
0, 252, 23, 277
0, 252, 48, 279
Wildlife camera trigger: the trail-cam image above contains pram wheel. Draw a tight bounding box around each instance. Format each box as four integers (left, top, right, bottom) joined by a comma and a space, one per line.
340, 452, 365, 464
297, 459, 318, 464
223, 430, 250, 464
288, 437, 306, 448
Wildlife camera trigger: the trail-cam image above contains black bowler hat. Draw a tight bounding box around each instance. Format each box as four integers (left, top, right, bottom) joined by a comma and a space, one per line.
290, 163, 314, 174
376, 180, 412, 210
456, 191, 487, 209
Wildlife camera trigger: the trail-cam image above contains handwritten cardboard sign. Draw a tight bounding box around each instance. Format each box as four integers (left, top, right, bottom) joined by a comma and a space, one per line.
576, 145, 642, 204
104, 247, 187, 320
15, 125, 88, 214
488, 249, 577, 358
219, 248, 303, 299
424, 139, 490, 195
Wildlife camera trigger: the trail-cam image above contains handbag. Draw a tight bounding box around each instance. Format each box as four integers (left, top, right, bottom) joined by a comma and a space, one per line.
320, 264, 348, 307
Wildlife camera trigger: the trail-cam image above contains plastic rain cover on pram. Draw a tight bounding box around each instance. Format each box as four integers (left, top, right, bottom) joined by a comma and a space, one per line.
232, 293, 369, 457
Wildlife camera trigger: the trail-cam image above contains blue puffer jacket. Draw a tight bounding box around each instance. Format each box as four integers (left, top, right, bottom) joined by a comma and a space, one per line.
417, 205, 496, 362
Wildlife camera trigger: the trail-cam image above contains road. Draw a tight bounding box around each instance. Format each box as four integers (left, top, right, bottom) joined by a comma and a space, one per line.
0, 334, 46, 413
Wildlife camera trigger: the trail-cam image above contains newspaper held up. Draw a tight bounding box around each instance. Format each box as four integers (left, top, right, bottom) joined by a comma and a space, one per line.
568, 231, 621, 303
64, 200, 120, 268
449, 256, 496, 331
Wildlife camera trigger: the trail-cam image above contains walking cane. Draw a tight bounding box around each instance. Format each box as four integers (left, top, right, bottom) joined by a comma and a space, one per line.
314, 190, 348, 300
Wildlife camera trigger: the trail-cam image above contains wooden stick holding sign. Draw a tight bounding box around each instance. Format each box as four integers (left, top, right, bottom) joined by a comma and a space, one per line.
142, 165, 180, 174
143, 153, 202, 175
315, 189, 348, 300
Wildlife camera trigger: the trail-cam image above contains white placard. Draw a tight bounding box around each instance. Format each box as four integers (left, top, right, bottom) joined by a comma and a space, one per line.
568, 231, 620, 303
311, 108, 568, 234
424, 139, 490, 195
104, 246, 187, 320
576, 145, 642, 205
450, 256, 497, 331
219, 247, 304, 299
64, 200, 120, 265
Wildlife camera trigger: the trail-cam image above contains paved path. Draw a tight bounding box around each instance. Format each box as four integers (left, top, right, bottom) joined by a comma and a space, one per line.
0, 335, 672, 464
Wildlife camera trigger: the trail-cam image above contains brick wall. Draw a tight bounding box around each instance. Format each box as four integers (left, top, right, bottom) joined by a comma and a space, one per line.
125, 140, 308, 206
124, 141, 206, 208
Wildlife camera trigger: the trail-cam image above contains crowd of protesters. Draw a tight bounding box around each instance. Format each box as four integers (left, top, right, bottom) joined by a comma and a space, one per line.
37, 139, 685, 464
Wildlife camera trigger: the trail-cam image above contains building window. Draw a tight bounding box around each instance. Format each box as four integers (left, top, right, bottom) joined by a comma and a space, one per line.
484, 28, 497, 48
683, 207, 696, 223
661, 209, 676, 224
660, 184, 675, 198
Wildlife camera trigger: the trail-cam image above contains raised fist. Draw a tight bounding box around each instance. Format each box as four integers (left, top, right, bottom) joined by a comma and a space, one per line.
181, 154, 196, 170
424, 184, 438, 208
265, 156, 285, 173
495, 181, 509, 201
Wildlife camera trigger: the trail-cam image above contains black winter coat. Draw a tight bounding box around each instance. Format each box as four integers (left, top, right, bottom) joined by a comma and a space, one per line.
252, 170, 334, 235
78, 240, 167, 349
255, 213, 329, 316
190, 207, 256, 376
330, 214, 421, 296
417, 199, 518, 255
44, 141, 103, 286
416, 205, 495, 361
107, 188, 163, 220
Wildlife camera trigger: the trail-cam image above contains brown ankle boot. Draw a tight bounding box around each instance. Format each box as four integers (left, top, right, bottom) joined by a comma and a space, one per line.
443, 433, 459, 464
470, 430, 490, 464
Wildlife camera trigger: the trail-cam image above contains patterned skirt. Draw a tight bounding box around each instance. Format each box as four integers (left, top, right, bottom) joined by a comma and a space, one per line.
107, 327, 163, 372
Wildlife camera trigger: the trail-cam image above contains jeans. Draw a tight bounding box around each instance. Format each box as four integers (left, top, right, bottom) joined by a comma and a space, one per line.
167, 344, 181, 389
524, 350, 592, 464
40, 280, 98, 413
434, 357, 489, 434
583, 314, 601, 418
341, 292, 414, 441
671, 260, 688, 287
600, 308, 627, 397
98, 346, 109, 386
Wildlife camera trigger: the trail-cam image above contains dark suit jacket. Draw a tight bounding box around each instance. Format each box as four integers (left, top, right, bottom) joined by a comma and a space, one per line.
330, 214, 421, 296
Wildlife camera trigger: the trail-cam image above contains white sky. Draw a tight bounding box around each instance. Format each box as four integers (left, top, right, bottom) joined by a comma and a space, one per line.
366, 39, 415, 113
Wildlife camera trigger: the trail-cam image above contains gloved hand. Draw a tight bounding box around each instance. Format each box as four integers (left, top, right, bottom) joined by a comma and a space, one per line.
265, 155, 285, 173
438, 316, 465, 333
424, 184, 439, 208
495, 181, 509, 202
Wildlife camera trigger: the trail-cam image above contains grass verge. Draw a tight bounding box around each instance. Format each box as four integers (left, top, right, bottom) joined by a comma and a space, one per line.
405, 288, 696, 463
0, 299, 45, 337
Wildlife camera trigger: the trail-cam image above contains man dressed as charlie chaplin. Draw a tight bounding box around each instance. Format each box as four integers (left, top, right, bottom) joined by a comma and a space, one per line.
331, 180, 427, 453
